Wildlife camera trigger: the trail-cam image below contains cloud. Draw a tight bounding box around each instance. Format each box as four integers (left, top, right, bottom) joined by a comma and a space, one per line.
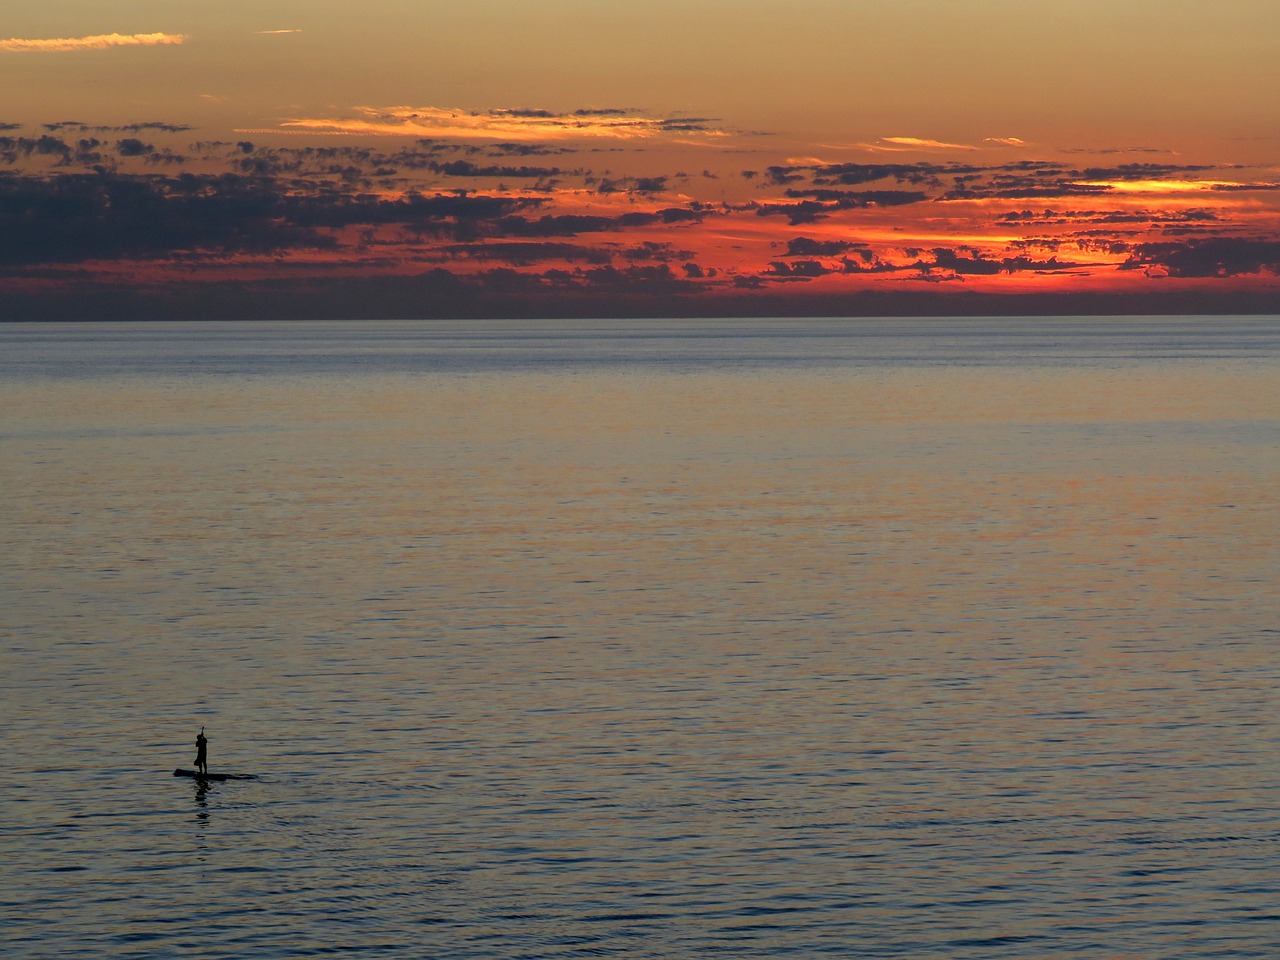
813, 162, 955, 187
985, 137, 1026, 147
1119, 238, 1280, 278
1063, 146, 1175, 156
45, 120, 192, 134
116, 138, 154, 157
1080, 178, 1249, 195
1212, 181, 1280, 192
119, 122, 193, 133
0, 160, 720, 271
430, 159, 564, 179
486, 142, 573, 157
491, 206, 708, 238
1079, 162, 1215, 181
754, 189, 930, 224
593, 175, 668, 195
0, 171, 560, 265
757, 159, 1006, 190
255, 29, 302, 35
877, 137, 977, 152
440, 241, 612, 266
768, 260, 831, 278
785, 188, 930, 205
0, 135, 73, 164
761, 243, 1090, 280
617, 242, 698, 263
263, 106, 726, 141
0, 172, 330, 265
784, 237, 870, 257
942, 178, 1116, 201
573, 263, 693, 290
995, 207, 1220, 227
0, 33, 186, 53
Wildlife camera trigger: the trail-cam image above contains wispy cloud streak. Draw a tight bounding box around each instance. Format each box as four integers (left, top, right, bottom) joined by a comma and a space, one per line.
0, 32, 186, 53
262, 106, 724, 141
881, 137, 977, 151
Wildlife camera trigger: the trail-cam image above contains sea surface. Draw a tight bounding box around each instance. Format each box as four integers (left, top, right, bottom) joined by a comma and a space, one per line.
2, 316, 1278, 959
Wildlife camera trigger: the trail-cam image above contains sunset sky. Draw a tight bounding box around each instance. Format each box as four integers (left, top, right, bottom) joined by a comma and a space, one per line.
4, 0, 1280, 318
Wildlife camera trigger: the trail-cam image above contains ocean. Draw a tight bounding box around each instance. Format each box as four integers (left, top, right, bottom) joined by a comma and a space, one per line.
2, 316, 1277, 958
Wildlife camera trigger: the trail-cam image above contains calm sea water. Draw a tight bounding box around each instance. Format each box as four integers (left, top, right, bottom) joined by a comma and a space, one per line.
2, 317, 1278, 959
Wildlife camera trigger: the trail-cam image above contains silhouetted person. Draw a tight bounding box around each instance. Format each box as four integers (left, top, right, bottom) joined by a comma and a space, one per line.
195, 728, 208, 775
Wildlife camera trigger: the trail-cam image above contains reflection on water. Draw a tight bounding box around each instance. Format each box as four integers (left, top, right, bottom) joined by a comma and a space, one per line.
190, 780, 211, 824
1, 318, 1278, 959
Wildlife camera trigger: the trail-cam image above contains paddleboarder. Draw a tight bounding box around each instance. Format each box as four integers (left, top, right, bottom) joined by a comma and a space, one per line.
194, 727, 208, 775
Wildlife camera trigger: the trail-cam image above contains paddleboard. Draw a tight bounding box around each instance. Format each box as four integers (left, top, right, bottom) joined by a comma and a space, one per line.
173, 768, 255, 781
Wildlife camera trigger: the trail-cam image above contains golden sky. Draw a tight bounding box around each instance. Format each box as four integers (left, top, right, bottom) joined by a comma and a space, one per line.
3, 1, 1280, 317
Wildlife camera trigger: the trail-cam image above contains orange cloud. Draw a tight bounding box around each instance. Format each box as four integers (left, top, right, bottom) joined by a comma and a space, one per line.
1079, 178, 1263, 194
258, 106, 725, 142
881, 136, 977, 151
853, 137, 978, 153
0, 32, 186, 53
